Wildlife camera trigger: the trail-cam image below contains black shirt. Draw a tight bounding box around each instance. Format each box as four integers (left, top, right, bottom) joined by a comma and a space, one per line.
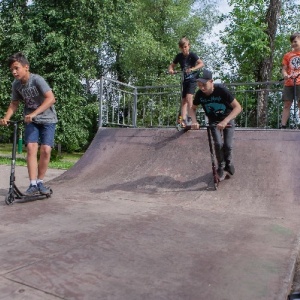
173, 52, 199, 82
193, 84, 234, 123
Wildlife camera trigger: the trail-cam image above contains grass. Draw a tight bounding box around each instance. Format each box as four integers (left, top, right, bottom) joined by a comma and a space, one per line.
0, 143, 83, 170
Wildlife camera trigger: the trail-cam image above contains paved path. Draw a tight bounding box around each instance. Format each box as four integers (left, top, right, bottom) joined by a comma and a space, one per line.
0, 128, 299, 300
0, 165, 65, 192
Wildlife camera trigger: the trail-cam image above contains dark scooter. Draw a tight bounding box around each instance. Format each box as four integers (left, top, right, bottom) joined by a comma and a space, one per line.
4, 120, 52, 205
290, 73, 300, 129
205, 124, 232, 190
166, 70, 199, 131
184, 123, 232, 190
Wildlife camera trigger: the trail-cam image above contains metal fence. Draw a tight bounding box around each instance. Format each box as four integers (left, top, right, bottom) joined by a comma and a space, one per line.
94, 76, 299, 129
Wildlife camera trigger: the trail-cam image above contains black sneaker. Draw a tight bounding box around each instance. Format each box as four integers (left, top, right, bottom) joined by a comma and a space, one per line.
37, 182, 51, 195
224, 164, 235, 175
25, 184, 39, 196
280, 124, 287, 129
217, 167, 224, 179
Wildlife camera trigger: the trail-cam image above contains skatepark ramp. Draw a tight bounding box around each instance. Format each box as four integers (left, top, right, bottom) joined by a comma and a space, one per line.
1, 127, 300, 300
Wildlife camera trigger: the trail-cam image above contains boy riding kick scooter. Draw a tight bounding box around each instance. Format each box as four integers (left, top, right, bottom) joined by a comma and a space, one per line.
4, 121, 52, 205
190, 69, 242, 189
1, 52, 57, 203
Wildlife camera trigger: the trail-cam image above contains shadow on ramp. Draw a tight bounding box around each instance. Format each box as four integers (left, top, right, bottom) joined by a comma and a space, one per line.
90, 173, 215, 194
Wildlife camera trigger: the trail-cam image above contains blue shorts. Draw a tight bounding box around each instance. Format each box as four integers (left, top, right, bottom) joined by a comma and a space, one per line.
24, 122, 56, 147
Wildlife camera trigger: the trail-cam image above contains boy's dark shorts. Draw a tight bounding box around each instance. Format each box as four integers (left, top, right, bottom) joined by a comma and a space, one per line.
282, 85, 300, 101
25, 122, 56, 147
182, 80, 197, 98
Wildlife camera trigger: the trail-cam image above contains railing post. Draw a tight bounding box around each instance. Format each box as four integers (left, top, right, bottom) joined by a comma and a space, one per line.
133, 87, 137, 127
98, 77, 103, 128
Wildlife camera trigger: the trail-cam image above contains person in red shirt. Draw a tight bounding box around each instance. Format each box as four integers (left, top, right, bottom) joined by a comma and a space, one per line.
281, 33, 300, 128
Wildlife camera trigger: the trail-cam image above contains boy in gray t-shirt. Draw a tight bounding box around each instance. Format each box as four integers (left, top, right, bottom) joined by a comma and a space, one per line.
0, 52, 57, 196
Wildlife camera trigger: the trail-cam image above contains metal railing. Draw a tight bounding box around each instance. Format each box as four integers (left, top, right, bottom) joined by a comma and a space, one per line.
94, 76, 299, 129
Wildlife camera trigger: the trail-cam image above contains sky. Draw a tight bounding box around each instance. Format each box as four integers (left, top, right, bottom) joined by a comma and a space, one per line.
206, 0, 231, 44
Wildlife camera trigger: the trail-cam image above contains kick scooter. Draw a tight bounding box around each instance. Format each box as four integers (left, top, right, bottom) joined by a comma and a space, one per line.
4, 120, 53, 205
205, 125, 232, 190
166, 70, 198, 131
291, 73, 300, 129
185, 123, 232, 190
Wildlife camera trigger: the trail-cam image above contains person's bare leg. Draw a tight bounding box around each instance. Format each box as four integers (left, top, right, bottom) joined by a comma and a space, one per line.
185, 93, 194, 117
37, 144, 52, 180
281, 100, 292, 126
181, 97, 188, 120
26, 142, 38, 180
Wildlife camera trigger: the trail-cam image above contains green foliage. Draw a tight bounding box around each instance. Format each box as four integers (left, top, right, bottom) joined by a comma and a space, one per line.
102, 0, 214, 86
2, 0, 297, 140
0, 0, 103, 151
220, 1, 269, 81
220, 0, 300, 82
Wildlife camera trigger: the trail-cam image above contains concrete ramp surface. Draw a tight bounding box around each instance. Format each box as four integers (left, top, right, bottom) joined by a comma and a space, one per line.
1, 128, 300, 300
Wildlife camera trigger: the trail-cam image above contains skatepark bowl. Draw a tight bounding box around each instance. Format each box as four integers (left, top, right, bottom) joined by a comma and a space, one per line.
1, 127, 300, 300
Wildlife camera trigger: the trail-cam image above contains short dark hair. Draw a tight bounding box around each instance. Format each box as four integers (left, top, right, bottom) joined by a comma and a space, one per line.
7, 52, 30, 68
178, 36, 190, 48
290, 33, 300, 43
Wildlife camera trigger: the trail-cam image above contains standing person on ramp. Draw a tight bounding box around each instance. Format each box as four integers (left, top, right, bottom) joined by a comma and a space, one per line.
280, 32, 300, 129
0, 52, 58, 196
190, 69, 242, 179
168, 36, 204, 127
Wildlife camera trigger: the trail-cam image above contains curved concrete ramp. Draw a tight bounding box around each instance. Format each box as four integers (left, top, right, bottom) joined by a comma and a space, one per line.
1, 128, 300, 300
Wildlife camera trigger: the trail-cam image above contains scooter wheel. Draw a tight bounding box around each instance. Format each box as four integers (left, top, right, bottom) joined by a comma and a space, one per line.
214, 182, 218, 190
45, 189, 53, 198
5, 193, 14, 205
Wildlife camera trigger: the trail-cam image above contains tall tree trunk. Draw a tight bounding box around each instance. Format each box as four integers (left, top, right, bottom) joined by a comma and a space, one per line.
257, 0, 281, 127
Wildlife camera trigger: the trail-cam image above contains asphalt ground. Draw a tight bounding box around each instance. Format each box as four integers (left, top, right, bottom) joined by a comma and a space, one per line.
0, 128, 300, 300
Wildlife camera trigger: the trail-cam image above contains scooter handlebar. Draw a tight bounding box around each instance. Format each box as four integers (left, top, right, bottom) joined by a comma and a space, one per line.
166, 70, 182, 75
166, 69, 199, 75
201, 124, 232, 129
183, 124, 232, 130
5, 120, 24, 126
282, 73, 300, 81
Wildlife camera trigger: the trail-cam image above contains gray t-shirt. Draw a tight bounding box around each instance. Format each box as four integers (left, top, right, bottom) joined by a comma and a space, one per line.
11, 73, 58, 124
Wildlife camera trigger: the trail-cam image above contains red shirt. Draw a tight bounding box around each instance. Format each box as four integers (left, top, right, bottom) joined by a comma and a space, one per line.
282, 51, 300, 86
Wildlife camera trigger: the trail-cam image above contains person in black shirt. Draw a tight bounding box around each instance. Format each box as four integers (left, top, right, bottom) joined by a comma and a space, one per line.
190, 69, 242, 179
168, 37, 204, 127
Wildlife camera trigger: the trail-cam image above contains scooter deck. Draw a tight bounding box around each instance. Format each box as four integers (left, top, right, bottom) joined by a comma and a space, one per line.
5, 186, 53, 205
176, 124, 192, 132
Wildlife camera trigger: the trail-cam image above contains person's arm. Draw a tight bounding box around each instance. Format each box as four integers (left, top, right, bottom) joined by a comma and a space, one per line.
168, 62, 177, 74
187, 58, 204, 73
25, 90, 56, 123
0, 101, 20, 125
282, 65, 289, 80
190, 104, 200, 129
217, 99, 242, 130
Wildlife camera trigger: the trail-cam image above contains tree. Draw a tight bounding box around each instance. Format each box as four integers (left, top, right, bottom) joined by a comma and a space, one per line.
0, 0, 106, 151
102, 0, 217, 86
0, 0, 219, 150
219, 0, 300, 127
